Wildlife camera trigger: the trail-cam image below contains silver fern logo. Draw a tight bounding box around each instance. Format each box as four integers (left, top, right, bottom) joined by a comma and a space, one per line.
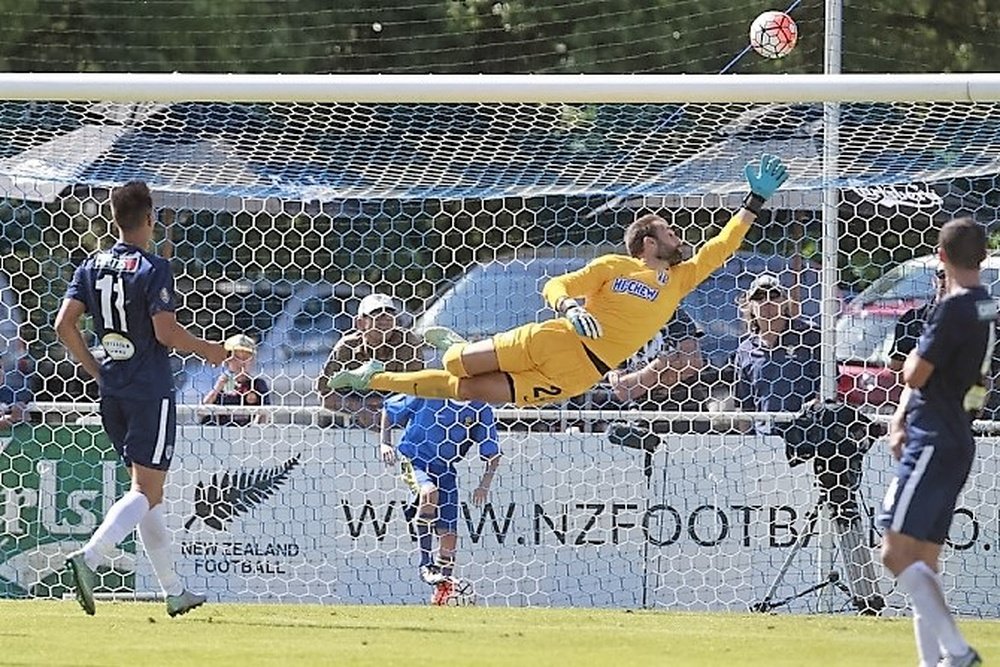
184, 456, 301, 531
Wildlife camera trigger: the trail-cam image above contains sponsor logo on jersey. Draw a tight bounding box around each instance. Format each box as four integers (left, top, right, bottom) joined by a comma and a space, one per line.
94, 252, 140, 273
101, 332, 136, 360
611, 277, 659, 301
976, 299, 998, 321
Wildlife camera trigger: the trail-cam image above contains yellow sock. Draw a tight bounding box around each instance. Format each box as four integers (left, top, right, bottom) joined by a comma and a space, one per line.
442, 345, 470, 377
369, 370, 461, 399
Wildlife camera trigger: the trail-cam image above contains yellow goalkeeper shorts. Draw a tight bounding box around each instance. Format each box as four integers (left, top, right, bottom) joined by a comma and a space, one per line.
492, 319, 605, 406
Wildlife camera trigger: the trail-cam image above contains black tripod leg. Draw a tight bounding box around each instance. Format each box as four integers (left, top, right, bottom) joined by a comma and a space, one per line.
751, 504, 819, 612
753, 572, 842, 612
640, 448, 653, 609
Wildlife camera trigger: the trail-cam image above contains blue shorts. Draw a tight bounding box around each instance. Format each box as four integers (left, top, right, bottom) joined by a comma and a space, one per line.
101, 395, 177, 471
401, 458, 459, 532
877, 439, 974, 544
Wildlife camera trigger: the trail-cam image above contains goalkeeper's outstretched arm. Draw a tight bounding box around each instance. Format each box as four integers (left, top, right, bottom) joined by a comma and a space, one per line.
676, 154, 790, 292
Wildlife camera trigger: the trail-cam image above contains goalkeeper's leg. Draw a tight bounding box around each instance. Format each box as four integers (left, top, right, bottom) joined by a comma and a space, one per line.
365, 335, 515, 402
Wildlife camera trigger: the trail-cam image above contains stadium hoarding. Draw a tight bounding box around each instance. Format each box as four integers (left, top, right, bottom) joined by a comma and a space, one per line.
4, 424, 998, 614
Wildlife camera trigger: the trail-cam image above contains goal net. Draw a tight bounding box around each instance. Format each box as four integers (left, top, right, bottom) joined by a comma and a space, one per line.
2, 74, 999, 615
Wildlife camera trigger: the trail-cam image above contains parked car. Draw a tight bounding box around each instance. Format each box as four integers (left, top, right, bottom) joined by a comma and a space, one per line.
836, 252, 1000, 413
176, 279, 373, 422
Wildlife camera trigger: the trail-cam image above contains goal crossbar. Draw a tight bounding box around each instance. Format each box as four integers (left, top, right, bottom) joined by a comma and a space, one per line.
1, 73, 1000, 103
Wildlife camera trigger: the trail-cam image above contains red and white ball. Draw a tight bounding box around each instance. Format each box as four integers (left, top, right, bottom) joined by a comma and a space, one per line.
749, 11, 798, 59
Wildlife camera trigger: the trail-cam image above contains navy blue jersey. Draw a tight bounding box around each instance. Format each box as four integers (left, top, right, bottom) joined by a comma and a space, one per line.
907, 286, 996, 447
733, 318, 821, 432
890, 302, 932, 364
65, 242, 176, 399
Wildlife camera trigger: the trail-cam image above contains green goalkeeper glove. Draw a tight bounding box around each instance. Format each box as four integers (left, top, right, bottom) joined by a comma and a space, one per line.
742, 154, 789, 214
558, 298, 602, 339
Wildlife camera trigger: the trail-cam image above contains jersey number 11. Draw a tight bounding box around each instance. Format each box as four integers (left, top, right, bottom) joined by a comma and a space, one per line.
96, 274, 128, 333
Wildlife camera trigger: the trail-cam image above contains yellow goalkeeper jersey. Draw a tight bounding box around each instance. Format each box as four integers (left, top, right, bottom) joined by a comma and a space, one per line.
541, 215, 750, 368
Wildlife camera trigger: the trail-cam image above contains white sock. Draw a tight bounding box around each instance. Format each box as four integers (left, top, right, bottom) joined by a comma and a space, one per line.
913, 612, 941, 667
82, 490, 150, 570
138, 504, 183, 597
897, 561, 969, 658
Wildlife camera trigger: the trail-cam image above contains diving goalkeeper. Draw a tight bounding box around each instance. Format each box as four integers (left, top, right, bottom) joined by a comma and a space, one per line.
328, 154, 788, 407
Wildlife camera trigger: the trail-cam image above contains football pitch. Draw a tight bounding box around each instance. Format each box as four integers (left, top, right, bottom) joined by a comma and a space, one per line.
4, 600, 1000, 666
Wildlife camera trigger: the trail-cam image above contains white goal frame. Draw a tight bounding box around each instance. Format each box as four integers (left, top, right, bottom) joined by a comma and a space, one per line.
6, 73, 1000, 614
0, 72, 999, 103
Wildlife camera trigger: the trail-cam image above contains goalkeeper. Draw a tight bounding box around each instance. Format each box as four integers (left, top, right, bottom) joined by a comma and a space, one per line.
329, 154, 788, 406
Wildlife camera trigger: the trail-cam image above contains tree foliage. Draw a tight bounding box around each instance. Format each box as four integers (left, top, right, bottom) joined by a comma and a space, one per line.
0, 0, 995, 74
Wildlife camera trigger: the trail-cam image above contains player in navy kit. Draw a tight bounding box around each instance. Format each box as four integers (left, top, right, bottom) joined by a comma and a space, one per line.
55, 181, 228, 617
879, 218, 994, 667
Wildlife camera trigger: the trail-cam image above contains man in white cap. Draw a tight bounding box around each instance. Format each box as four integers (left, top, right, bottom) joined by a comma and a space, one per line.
317, 292, 426, 429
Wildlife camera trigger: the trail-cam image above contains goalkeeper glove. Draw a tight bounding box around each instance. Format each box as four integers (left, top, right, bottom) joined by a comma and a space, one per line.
742, 153, 789, 214
558, 298, 602, 339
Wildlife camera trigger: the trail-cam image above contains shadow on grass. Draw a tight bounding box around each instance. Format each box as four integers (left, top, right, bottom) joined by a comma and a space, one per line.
187, 617, 454, 634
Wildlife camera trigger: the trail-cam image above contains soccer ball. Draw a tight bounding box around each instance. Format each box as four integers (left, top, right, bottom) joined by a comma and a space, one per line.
446, 578, 477, 607
749, 11, 798, 59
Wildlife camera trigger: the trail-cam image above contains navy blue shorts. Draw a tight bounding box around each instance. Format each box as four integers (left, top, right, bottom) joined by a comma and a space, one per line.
877, 439, 974, 544
101, 395, 177, 471
401, 459, 459, 532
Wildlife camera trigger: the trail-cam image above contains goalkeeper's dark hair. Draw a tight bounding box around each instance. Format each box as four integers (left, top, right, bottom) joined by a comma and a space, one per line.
939, 217, 987, 270
624, 214, 667, 258
111, 181, 153, 232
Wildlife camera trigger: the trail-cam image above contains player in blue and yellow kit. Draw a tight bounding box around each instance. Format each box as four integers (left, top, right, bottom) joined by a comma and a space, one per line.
55, 181, 228, 617
879, 218, 993, 667
328, 154, 788, 406
380, 394, 500, 605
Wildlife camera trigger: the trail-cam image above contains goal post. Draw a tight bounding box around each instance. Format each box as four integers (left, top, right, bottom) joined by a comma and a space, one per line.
2, 74, 1000, 615
0, 72, 999, 102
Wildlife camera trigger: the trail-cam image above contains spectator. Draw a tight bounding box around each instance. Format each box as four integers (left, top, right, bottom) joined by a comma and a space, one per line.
0, 354, 32, 430
733, 273, 883, 615
201, 334, 270, 426
733, 274, 821, 434
888, 266, 947, 372
317, 292, 426, 429
606, 306, 705, 408
600, 307, 708, 433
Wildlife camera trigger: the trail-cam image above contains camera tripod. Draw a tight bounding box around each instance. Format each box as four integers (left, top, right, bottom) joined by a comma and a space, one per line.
750, 495, 885, 615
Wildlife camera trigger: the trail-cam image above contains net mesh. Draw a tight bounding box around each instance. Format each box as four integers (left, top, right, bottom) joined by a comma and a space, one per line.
1, 94, 999, 614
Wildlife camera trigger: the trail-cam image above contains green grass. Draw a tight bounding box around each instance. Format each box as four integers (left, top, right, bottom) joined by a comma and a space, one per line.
3, 600, 1000, 666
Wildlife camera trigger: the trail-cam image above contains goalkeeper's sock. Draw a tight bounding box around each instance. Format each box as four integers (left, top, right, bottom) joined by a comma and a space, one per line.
414, 515, 435, 567
369, 370, 460, 399
442, 345, 470, 378
897, 561, 969, 658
